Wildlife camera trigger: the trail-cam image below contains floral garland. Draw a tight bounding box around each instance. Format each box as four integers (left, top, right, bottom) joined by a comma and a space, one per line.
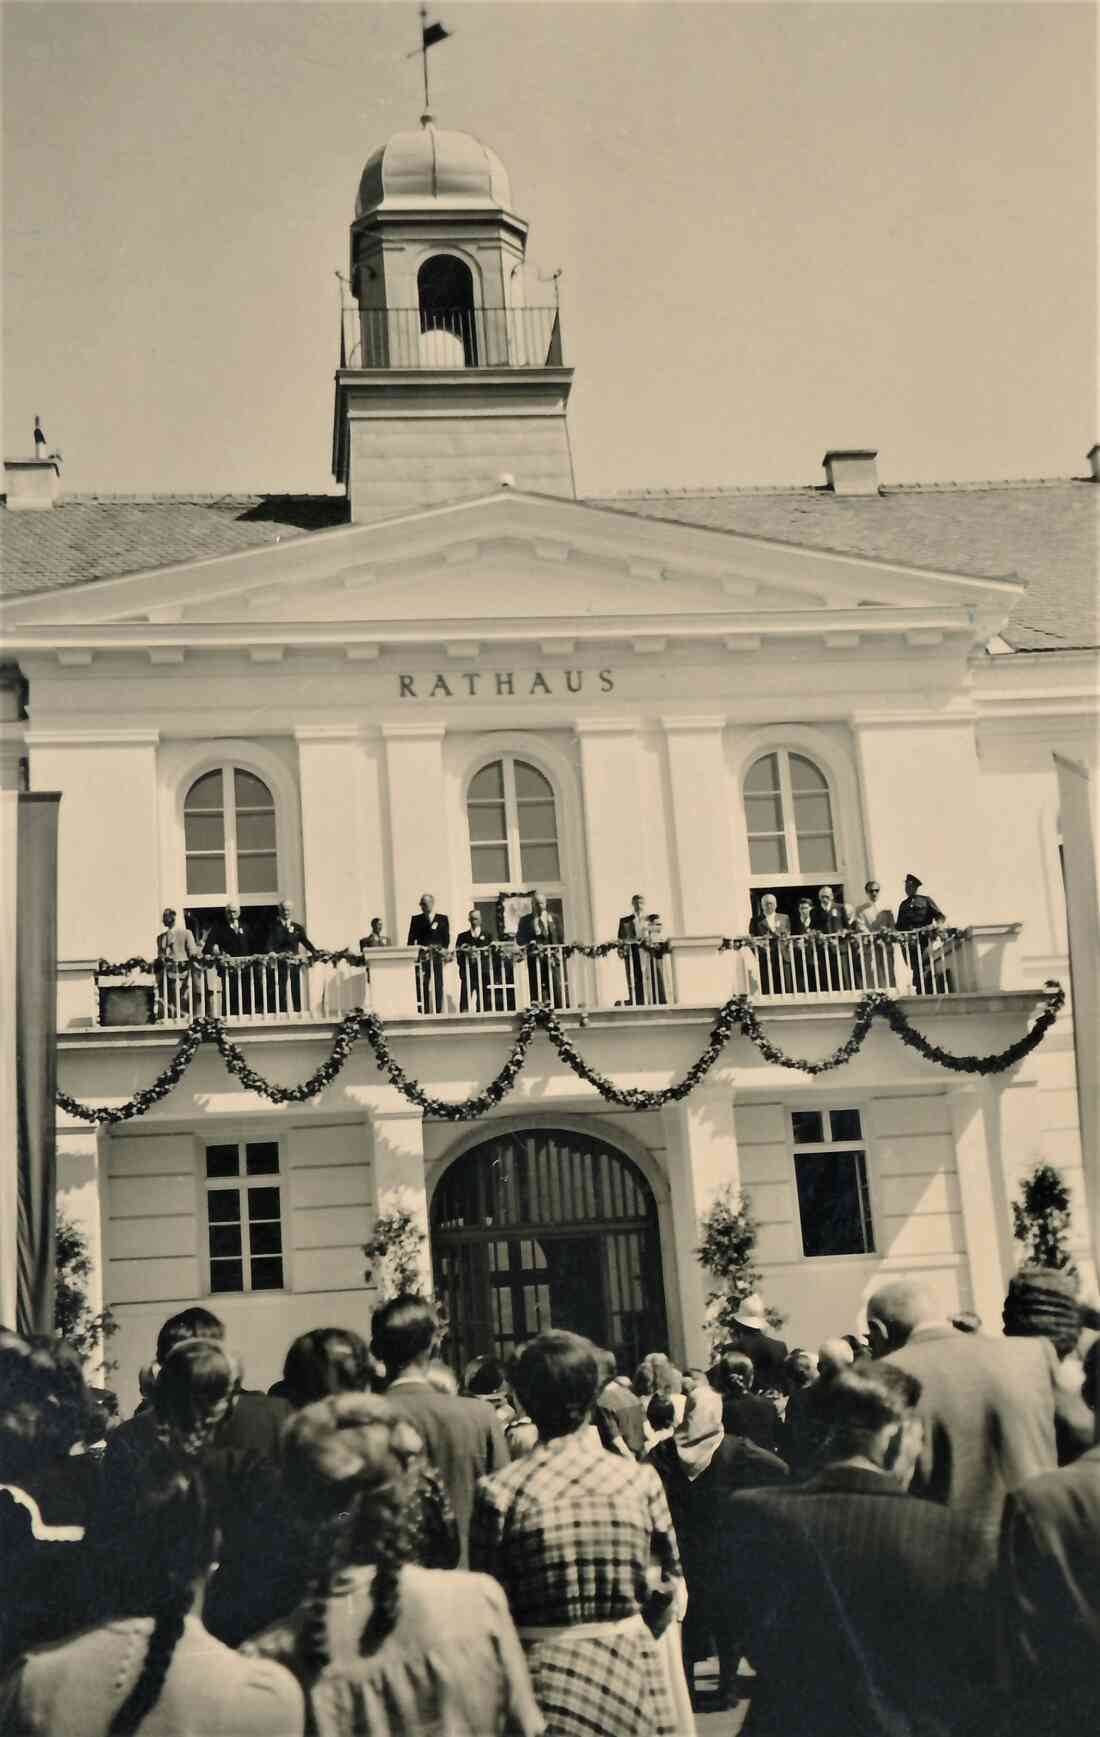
881, 981, 1065, 1075
721, 923, 962, 950
57, 982, 1065, 1125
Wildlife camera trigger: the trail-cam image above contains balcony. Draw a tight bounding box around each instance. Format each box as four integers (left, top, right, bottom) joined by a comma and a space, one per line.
340, 305, 563, 371
58, 925, 1026, 1034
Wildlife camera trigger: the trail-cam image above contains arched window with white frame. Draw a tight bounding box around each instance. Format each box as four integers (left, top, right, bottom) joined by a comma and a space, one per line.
183, 765, 281, 948
742, 749, 845, 925
466, 755, 565, 936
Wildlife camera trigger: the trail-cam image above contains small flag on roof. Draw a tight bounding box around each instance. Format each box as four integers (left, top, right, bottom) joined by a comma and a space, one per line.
422, 18, 450, 50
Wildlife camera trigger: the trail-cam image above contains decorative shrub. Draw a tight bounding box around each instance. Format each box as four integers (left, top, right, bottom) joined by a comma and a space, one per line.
695, 1184, 785, 1347
1011, 1163, 1076, 1273
363, 1187, 431, 1299
54, 1208, 118, 1376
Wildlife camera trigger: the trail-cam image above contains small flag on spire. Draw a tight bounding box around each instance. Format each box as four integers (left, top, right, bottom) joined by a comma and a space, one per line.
33, 416, 46, 453
422, 19, 450, 50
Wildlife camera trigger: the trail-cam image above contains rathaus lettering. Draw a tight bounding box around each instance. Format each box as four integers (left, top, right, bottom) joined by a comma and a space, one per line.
398, 669, 615, 699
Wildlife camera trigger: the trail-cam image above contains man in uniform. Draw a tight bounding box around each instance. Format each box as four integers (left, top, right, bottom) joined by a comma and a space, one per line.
896, 874, 947, 993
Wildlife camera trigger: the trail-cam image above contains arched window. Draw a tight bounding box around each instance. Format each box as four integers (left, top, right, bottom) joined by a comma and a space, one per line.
744, 750, 838, 877
184, 766, 279, 905
418, 254, 477, 365
467, 756, 564, 930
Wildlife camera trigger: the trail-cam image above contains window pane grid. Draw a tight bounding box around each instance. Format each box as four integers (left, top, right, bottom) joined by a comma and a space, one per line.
184, 765, 279, 905
744, 749, 838, 881
791, 1109, 873, 1258
203, 1142, 284, 1293
467, 755, 565, 904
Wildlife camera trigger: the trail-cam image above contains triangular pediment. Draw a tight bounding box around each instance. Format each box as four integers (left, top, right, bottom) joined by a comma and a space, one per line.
1, 490, 1025, 641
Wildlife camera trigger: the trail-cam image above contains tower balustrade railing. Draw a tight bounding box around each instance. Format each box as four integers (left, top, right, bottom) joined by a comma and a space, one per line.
340, 306, 563, 371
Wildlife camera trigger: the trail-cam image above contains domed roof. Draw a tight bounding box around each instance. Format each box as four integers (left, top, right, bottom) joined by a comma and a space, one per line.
357, 121, 513, 217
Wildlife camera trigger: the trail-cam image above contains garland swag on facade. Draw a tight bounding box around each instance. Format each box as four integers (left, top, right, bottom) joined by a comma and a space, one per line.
57, 982, 1065, 1126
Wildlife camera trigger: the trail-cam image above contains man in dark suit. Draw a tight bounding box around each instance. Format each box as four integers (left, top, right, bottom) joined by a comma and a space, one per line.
406, 892, 450, 1013
1000, 1338, 1100, 1735
725, 1294, 789, 1394
790, 896, 817, 992
869, 1277, 1059, 1553
264, 898, 317, 1014
814, 884, 855, 990
711, 1350, 780, 1452
372, 1294, 508, 1565
515, 890, 565, 1007
749, 892, 791, 995
205, 901, 255, 1015
616, 892, 667, 1006
725, 1362, 997, 1737
454, 907, 495, 1013
896, 873, 948, 992
594, 1348, 646, 1457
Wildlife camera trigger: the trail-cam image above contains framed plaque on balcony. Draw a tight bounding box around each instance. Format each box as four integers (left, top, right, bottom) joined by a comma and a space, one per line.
98, 984, 156, 1026
495, 891, 535, 939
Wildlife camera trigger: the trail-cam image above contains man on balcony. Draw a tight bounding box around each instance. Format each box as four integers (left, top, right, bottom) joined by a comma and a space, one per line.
749, 892, 791, 996
206, 902, 254, 1015
896, 875, 948, 994
617, 893, 667, 1006
455, 908, 495, 1013
264, 899, 317, 1014
515, 891, 564, 1008
155, 908, 201, 1019
815, 885, 856, 991
854, 879, 897, 989
791, 897, 817, 992
407, 892, 449, 1014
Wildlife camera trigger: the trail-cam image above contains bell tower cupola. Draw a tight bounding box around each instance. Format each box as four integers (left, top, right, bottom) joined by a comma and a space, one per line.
333, 118, 576, 521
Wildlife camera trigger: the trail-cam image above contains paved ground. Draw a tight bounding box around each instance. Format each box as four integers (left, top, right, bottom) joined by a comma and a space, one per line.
691, 1657, 751, 1735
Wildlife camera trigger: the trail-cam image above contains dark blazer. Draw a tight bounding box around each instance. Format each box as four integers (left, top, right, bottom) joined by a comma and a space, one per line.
814, 903, 852, 934
721, 1388, 780, 1454
726, 1325, 790, 1391
749, 912, 790, 939
204, 915, 254, 958
385, 1378, 508, 1566
725, 1467, 997, 1737
263, 916, 315, 957
595, 1378, 646, 1458
407, 911, 450, 949
617, 912, 647, 942
515, 909, 560, 948
884, 1327, 1058, 1549
1000, 1443, 1100, 1733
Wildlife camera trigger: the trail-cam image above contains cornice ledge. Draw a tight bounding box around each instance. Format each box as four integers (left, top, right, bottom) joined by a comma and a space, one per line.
380, 720, 448, 741
572, 714, 643, 737
659, 716, 729, 735
848, 704, 978, 729
23, 727, 161, 747
294, 723, 366, 744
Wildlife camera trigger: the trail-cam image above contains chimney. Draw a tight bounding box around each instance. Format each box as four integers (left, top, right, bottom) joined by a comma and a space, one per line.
4, 457, 62, 511
822, 449, 879, 497
1088, 444, 1100, 483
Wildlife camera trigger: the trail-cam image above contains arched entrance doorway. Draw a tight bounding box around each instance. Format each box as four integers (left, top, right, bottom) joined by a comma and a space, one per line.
432, 1128, 668, 1374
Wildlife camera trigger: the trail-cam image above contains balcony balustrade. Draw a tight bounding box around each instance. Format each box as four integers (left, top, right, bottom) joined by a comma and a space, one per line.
59, 925, 1025, 1033
340, 305, 563, 372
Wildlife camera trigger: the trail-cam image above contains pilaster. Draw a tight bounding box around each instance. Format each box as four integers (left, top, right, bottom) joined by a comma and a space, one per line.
370, 1103, 433, 1297
382, 722, 448, 941
26, 729, 161, 961
661, 1084, 740, 1365
948, 1080, 1013, 1326
295, 726, 370, 948
660, 717, 734, 934
575, 717, 652, 1002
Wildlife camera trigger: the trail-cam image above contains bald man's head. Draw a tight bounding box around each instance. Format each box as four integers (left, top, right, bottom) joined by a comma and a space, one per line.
818, 1338, 856, 1380
866, 1279, 942, 1356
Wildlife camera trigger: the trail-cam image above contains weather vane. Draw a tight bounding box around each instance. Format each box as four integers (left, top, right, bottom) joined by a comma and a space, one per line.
407, 5, 452, 121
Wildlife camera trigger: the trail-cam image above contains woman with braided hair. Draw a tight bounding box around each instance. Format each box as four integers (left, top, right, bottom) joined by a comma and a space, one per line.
243, 1392, 543, 1737
0, 1446, 303, 1735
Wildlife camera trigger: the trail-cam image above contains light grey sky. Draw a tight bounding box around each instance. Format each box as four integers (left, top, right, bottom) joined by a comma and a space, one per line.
3, 1, 1096, 496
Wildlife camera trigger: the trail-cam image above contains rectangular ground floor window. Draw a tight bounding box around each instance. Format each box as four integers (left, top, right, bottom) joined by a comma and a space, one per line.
790, 1108, 874, 1257
203, 1138, 285, 1293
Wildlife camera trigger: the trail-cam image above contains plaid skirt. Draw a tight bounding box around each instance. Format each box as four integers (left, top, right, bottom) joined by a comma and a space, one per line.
521, 1623, 681, 1737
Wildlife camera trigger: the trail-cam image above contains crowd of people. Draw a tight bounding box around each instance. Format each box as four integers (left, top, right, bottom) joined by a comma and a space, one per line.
3, 1268, 1097, 1735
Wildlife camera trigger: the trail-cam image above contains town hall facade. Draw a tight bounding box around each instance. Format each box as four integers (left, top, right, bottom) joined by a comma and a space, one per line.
2, 120, 1097, 1408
